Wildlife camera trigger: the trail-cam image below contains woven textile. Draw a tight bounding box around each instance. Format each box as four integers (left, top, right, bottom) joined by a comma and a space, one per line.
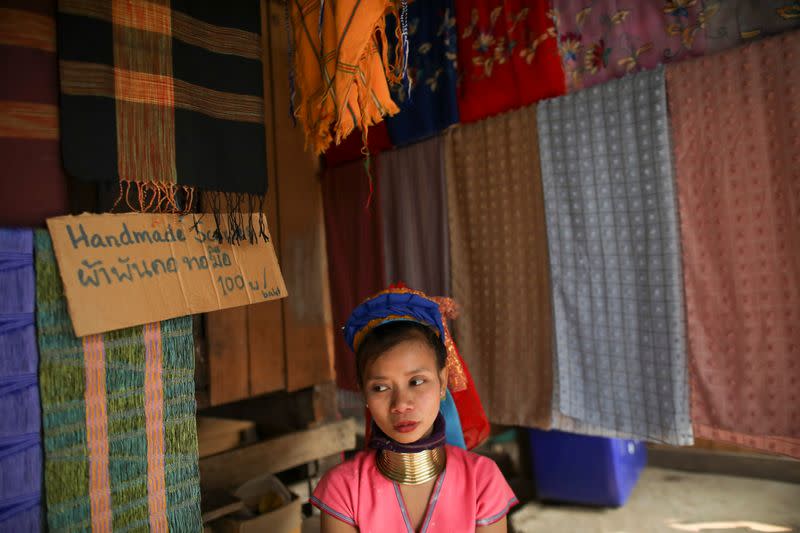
57, 0, 267, 242
379, 137, 450, 297
455, 0, 565, 123
551, 0, 712, 91
552, 1, 800, 93
445, 106, 553, 428
0, 0, 68, 227
538, 67, 692, 445
291, 0, 399, 155
667, 32, 800, 458
0, 229, 42, 531
321, 160, 386, 391
384, 0, 459, 146
35, 230, 202, 531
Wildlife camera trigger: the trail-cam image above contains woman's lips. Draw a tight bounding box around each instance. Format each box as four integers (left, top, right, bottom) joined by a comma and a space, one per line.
393, 421, 419, 433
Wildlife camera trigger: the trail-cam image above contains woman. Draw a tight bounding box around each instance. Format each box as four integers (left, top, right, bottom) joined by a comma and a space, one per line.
311, 287, 517, 532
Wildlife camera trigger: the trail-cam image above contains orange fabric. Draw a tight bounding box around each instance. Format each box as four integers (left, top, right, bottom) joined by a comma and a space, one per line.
291, 0, 400, 154
667, 32, 800, 458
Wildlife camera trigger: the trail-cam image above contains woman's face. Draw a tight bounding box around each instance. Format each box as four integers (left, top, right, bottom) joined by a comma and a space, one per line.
363, 339, 447, 444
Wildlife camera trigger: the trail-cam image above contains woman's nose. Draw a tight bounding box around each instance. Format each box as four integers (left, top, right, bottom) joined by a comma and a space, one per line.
390, 389, 413, 413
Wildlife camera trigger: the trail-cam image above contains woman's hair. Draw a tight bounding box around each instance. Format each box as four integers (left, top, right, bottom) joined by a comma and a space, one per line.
355, 321, 447, 387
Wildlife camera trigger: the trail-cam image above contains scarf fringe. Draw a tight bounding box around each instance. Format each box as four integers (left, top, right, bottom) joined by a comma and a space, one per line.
113, 180, 268, 246
291, 1, 403, 156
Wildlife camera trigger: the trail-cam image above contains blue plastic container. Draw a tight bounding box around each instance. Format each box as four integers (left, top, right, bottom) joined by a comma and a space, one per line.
528, 428, 647, 507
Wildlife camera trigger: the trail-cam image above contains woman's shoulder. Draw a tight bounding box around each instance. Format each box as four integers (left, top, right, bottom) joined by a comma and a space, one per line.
318, 449, 377, 485
445, 445, 499, 470
445, 445, 507, 485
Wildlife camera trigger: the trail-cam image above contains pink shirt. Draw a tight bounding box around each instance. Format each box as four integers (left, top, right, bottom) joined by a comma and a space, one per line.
310, 445, 517, 532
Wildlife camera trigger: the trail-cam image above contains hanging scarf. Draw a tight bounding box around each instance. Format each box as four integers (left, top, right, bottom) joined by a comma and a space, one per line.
537, 67, 692, 445
56, 0, 268, 244
0, 0, 68, 227
552, 1, 800, 93
667, 31, 800, 458
379, 137, 450, 298
550, 0, 714, 91
455, 0, 565, 123
290, 0, 401, 155
445, 105, 554, 429
35, 230, 202, 531
321, 158, 387, 391
0, 229, 42, 531
384, 0, 460, 146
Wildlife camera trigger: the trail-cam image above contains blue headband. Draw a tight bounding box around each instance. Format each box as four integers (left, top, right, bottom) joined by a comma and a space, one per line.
343, 289, 446, 352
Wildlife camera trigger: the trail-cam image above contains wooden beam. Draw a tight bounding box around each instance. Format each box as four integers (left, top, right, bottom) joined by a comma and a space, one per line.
247, 0, 286, 397
206, 309, 250, 405
200, 419, 357, 490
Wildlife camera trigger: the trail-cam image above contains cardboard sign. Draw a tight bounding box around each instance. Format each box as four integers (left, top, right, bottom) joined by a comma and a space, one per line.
46, 213, 287, 337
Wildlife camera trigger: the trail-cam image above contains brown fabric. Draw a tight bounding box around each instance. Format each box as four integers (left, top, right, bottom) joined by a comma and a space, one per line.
667, 32, 800, 458
445, 106, 552, 428
378, 137, 450, 297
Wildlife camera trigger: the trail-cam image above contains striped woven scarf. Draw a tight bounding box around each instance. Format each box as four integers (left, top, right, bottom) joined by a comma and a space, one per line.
35, 230, 202, 532
0, 0, 69, 227
57, 0, 268, 244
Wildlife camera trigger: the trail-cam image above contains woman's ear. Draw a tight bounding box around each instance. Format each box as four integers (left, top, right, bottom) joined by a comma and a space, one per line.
439, 367, 449, 397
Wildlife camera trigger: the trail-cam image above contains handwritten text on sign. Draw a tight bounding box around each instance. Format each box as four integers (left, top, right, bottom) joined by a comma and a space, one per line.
47, 213, 287, 336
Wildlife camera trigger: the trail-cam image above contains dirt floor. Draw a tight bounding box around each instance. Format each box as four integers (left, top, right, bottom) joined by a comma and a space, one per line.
510, 467, 800, 533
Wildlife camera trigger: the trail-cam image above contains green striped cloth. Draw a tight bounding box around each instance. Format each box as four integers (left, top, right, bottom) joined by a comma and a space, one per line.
35, 230, 202, 532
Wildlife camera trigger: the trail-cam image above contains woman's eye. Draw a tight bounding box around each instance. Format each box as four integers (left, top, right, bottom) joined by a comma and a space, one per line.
410, 378, 425, 386
372, 384, 388, 393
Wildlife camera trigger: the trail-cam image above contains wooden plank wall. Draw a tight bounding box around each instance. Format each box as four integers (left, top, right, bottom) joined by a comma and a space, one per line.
205, 0, 334, 405
266, 0, 335, 391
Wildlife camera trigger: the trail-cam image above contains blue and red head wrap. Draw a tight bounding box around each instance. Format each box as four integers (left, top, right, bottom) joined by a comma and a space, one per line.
343, 285, 446, 353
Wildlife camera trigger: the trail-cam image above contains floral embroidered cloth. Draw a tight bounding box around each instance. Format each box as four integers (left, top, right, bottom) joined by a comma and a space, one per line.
551, 0, 713, 91
455, 0, 565, 123
705, 1, 800, 52
552, 1, 800, 92
384, 0, 460, 146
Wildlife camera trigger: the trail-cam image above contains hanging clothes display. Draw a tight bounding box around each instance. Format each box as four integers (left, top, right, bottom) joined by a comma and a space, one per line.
0, 229, 42, 531
321, 160, 387, 391
384, 0, 460, 146
378, 137, 450, 297
0, 0, 68, 227
290, 0, 399, 155
550, 0, 713, 91
667, 31, 800, 458
445, 106, 553, 428
538, 67, 693, 445
35, 231, 202, 531
57, 0, 267, 243
455, 0, 565, 123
